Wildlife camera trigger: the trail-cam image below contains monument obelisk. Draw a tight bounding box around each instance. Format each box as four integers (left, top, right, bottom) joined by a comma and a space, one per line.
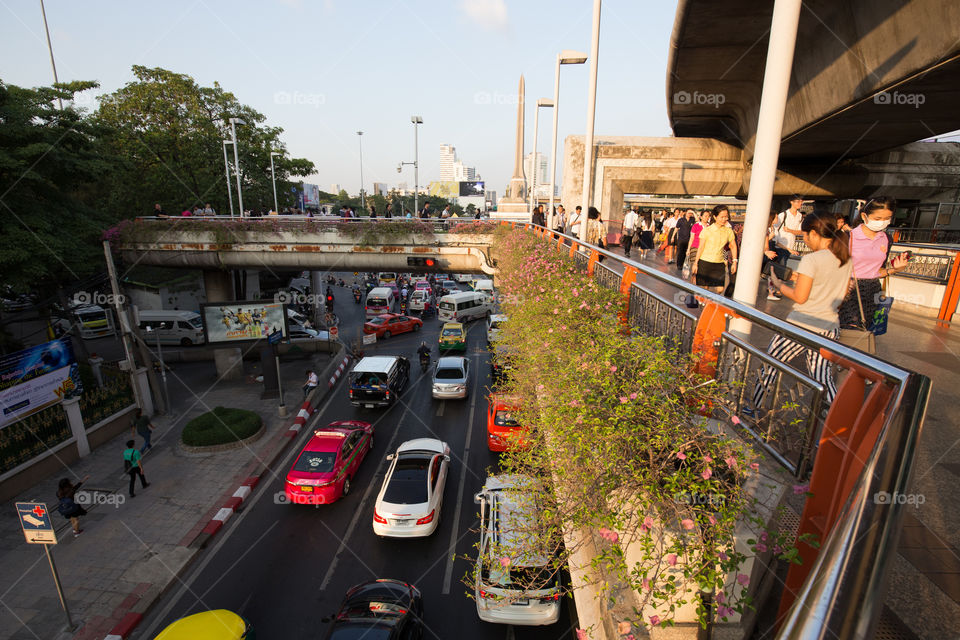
494, 75, 529, 218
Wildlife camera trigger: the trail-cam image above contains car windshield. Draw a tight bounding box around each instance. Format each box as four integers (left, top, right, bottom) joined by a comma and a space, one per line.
367, 317, 385, 325
441, 328, 461, 337
483, 562, 556, 590
293, 451, 336, 473
494, 410, 519, 427
382, 456, 430, 504
351, 372, 386, 387
435, 367, 463, 380
368, 297, 387, 307
188, 317, 203, 328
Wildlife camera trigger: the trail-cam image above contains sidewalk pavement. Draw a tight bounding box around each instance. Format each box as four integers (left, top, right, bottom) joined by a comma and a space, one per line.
0, 348, 338, 640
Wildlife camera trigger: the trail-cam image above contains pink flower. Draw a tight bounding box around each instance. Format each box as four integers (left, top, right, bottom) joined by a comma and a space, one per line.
618, 621, 632, 634
500, 556, 511, 567
536, 384, 545, 391
717, 604, 735, 619
718, 551, 728, 561
649, 615, 661, 626
708, 514, 717, 525
642, 578, 651, 591
553, 308, 559, 314
703, 455, 713, 463
667, 553, 678, 566
701, 468, 712, 480
793, 484, 810, 495
725, 456, 738, 470
629, 392, 638, 400
773, 544, 783, 554
731, 415, 741, 425
576, 630, 588, 640
759, 531, 768, 542
681, 519, 695, 530
610, 365, 617, 372
598, 527, 619, 543
676, 452, 687, 460
749, 463, 760, 471
619, 396, 629, 404
640, 516, 654, 532
736, 573, 750, 586
715, 591, 726, 604
754, 542, 768, 553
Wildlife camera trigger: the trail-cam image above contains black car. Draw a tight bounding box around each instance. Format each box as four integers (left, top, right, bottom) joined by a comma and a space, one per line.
324, 579, 423, 639
348, 356, 411, 408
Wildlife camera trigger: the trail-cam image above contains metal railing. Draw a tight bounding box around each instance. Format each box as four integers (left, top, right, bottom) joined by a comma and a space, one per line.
790, 239, 958, 284
521, 222, 929, 640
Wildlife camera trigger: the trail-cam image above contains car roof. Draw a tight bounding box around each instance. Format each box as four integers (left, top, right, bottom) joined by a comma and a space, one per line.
352, 356, 402, 373
488, 393, 521, 408
489, 314, 508, 322
441, 322, 463, 330
437, 356, 466, 368
397, 438, 447, 455
367, 313, 397, 321
303, 429, 347, 452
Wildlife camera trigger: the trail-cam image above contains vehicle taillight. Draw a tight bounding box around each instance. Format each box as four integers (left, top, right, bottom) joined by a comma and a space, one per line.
349, 389, 354, 398
540, 593, 561, 602
373, 510, 387, 524
479, 589, 491, 599
385, 390, 390, 399
416, 510, 435, 525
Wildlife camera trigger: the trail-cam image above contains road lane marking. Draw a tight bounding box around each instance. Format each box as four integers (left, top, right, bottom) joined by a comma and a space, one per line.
319, 399, 414, 591
441, 363, 480, 595
505, 626, 515, 640
436, 401, 444, 416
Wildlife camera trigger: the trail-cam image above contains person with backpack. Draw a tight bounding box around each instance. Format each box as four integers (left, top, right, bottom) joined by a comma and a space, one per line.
123, 440, 149, 497
131, 408, 155, 453
57, 476, 89, 537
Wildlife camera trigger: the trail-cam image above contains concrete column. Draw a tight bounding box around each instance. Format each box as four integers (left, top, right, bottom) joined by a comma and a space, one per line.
204, 269, 244, 381
62, 397, 89, 457
134, 367, 154, 416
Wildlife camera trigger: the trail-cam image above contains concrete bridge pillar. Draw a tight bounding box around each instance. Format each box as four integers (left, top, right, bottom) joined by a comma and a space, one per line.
203, 270, 244, 381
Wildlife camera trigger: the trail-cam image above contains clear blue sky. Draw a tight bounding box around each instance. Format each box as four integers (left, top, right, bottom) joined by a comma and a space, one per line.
0, 0, 678, 198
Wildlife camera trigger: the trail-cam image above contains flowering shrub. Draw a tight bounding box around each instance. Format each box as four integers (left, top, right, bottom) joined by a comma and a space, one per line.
448, 220, 500, 235
468, 227, 807, 631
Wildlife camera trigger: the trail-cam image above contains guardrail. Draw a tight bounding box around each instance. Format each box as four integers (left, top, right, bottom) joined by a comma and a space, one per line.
512, 222, 929, 640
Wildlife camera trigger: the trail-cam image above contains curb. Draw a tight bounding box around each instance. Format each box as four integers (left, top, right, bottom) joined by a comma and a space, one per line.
97, 348, 351, 640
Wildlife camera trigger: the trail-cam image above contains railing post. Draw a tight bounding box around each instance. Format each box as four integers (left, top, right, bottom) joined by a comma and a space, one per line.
557, 234, 564, 252
692, 301, 732, 379
569, 242, 578, 259
937, 250, 960, 326
587, 249, 598, 276
618, 266, 637, 334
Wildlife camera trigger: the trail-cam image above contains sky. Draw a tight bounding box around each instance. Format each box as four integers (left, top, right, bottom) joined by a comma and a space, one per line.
0, 0, 678, 199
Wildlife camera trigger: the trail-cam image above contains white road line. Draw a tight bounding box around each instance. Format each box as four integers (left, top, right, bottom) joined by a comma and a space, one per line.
436, 401, 445, 417
505, 625, 515, 640
441, 367, 479, 594
319, 400, 412, 591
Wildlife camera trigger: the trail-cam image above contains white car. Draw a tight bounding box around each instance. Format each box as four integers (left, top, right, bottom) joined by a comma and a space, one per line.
474, 475, 561, 626
373, 438, 451, 538
288, 325, 330, 342
432, 356, 470, 400
487, 314, 508, 344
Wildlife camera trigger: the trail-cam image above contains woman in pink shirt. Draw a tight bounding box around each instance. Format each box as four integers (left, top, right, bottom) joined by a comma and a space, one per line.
837, 197, 909, 331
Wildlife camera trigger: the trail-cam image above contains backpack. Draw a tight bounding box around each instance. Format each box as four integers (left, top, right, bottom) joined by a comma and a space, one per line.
57, 496, 79, 518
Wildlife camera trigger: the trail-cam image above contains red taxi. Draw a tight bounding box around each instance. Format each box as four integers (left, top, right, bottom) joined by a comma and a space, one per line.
486, 394, 530, 452
362, 314, 423, 339
285, 421, 374, 505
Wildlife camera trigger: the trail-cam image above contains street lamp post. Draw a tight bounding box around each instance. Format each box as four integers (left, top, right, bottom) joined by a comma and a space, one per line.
39, 0, 63, 111
270, 151, 281, 214
580, 0, 602, 242
146, 324, 170, 412
229, 117, 246, 216
223, 140, 235, 218
548, 50, 588, 230
531, 99, 554, 221
357, 131, 365, 211
412, 116, 422, 215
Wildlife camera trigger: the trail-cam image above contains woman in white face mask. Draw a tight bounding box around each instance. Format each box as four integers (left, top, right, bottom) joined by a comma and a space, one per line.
837, 197, 910, 342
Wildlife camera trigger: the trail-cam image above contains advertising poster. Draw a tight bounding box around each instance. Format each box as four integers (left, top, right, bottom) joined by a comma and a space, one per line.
459, 180, 485, 197
0, 338, 82, 427
201, 302, 289, 344
428, 181, 459, 198
303, 183, 320, 207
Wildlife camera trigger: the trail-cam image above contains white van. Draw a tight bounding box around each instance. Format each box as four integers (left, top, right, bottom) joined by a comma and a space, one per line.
365, 287, 396, 318
138, 310, 206, 346
438, 291, 490, 323
474, 279, 495, 304
487, 314, 508, 344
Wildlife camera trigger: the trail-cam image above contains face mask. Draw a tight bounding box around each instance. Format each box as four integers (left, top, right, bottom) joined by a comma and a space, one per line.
864, 219, 890, 232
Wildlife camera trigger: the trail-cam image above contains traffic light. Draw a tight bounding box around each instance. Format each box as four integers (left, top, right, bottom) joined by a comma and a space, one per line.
407, 257, 437, 268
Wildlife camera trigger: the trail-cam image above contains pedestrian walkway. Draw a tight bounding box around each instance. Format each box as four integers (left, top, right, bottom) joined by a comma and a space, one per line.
0, 351, 332, 640
608, 243, 960, 639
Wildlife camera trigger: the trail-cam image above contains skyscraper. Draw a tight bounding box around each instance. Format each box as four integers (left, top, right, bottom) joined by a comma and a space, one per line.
523, 152, 549, 186
440, 144, 456, 182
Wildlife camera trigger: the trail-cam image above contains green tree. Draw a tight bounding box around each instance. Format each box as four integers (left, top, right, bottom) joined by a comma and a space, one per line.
0, 79, 120, 294
96, 66, 314, 216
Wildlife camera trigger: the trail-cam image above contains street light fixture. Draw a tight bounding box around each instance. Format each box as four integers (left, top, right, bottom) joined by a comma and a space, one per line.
411, 116, 422, 215
144, 324, 170, 412
531, 98, 554, 221
546, 49, 588, 230
357, 131, 365, 211
222, 140, 235, 218
270, 151, 281, 214
580, 0, 602, 242
229, 117, 246, 216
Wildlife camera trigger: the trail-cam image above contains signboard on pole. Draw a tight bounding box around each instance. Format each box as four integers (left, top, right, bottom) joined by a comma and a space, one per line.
201, 302, 289, 345
16, 502, 57, 544
0, 338, 81, 427
303, 183, 320, 207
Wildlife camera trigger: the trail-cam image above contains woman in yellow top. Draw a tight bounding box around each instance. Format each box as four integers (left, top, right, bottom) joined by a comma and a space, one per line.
691, 205, 737, 294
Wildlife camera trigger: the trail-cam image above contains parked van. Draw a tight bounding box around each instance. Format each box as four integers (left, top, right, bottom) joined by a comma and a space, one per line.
473, 279, 495, 304
438, 291, 490, 323
365, 287, 396, 318
138, 310, 206, 346
348, 355, 410, 408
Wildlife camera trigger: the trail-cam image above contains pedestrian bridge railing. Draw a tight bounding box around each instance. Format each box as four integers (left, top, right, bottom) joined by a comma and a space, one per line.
515, 222, 930, 640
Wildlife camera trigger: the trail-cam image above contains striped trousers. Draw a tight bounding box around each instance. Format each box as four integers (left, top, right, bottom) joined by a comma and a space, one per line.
752, 327, 840, 409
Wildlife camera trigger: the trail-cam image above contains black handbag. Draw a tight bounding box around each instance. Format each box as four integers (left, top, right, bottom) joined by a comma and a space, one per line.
837, 278, 876, 354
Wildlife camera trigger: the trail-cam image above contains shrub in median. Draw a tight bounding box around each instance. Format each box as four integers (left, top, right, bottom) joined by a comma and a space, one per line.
181, 406, 262, 447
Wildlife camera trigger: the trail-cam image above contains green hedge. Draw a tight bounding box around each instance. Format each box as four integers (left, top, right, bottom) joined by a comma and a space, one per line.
181, 406, 262, 447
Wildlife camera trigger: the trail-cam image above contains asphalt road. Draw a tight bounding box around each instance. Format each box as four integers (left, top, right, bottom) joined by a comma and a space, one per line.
134, 282, 579, 640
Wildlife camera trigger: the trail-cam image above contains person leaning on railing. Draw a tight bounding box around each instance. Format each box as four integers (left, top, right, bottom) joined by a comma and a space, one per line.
748, 211, 852, 413
836, 197, 909, 335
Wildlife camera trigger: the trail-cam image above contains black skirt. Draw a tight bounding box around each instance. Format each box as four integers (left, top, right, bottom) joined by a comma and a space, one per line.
695, 260, 726, 287
639, 230, 654, 249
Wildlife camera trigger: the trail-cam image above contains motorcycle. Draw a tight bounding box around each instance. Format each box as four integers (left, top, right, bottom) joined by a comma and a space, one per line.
338, 278, 345, 287
352, 288, 362, 304
419, 352, 430, 372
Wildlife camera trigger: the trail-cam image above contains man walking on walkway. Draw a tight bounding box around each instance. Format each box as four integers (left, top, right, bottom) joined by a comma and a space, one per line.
621, 206, 638, 257
123, 441, 149, 498
131, 408, 155, 453
675, 209, 695, 271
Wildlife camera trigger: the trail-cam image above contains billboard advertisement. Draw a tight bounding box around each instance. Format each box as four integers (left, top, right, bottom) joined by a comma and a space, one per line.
303, 183, 320, 207
201, 302, 289, 344
459, 181, 485, 197
428, 181, 459, 198
0, 338, 82, 427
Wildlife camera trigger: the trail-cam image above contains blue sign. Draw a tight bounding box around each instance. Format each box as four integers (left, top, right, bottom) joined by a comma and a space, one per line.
268, 330, 283, 345
16, 501, 57, 544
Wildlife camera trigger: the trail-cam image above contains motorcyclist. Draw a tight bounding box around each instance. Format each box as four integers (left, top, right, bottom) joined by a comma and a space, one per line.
417, 341, 431, 360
